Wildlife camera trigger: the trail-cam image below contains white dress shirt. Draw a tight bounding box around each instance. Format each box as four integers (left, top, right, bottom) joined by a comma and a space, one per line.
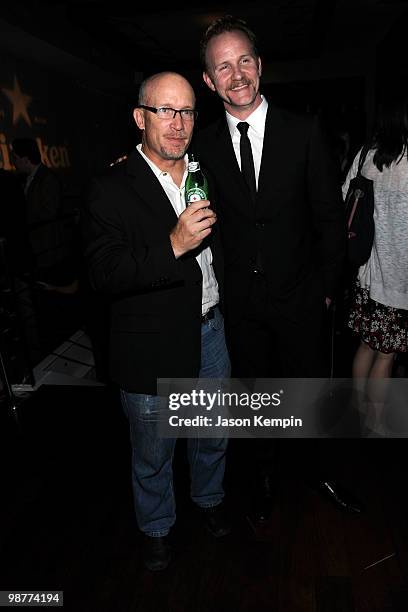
226, 95, 268, 189
137, 144, 219, 315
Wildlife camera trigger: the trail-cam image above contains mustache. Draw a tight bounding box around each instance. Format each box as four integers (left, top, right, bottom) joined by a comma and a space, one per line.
229, 80, 252, 90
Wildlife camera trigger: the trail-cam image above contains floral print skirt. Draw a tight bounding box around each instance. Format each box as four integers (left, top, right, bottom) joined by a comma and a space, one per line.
348, 281, 408, 353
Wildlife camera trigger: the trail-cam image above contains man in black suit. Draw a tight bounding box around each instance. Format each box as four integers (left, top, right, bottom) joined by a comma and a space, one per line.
196, 16, 360, 520
0, 169, 32, 279
83, 72, 231, 571
11, 138, 63, 284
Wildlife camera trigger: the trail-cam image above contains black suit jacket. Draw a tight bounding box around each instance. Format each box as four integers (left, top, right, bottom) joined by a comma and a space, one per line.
83, 150, 222, 394
26, 164, 63, 271
0, 170, 32, 276
194, 104, 346, 325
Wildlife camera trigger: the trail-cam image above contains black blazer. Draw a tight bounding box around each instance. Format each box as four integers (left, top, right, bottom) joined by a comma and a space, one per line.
194, 104, 346, 324
83, 150, 222, 394
26, 164, 63, 271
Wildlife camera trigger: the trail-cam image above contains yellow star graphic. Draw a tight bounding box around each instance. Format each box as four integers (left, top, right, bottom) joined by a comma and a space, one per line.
2, 75, 32, 127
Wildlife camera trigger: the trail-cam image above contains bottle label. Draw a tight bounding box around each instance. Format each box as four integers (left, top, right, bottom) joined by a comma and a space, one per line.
186, 187, 207, 203
188, 161, 199, 172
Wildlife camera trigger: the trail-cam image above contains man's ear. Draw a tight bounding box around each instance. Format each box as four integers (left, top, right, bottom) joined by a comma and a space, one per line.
258, 57, 262, 78
203, 71, 216, 92
133, 108, 145, 130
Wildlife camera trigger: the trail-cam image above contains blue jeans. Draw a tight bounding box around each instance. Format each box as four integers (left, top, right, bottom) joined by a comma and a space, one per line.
120, 306, 231, 537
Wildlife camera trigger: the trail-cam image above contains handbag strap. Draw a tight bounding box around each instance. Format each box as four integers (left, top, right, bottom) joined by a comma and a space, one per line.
357, 144, 370, 175
347, 145, 371, 231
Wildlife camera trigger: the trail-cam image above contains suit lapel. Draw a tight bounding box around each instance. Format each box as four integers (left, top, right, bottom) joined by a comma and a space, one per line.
26, 164, 44, 198
125, 149, 179, 232
256, 105, 287, 207
209, 109, 288, 211
124, 150, 205, 274
213, 119, 249, 195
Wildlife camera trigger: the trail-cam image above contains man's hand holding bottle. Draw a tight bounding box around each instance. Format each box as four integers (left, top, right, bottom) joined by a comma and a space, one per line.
170, 200, 216, 258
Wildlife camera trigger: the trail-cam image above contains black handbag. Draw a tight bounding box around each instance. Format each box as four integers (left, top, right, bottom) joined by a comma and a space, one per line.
344, 146, 375, 267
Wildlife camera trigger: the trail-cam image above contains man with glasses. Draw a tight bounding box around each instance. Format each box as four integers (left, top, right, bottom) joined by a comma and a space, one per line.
83, 72, 231, 571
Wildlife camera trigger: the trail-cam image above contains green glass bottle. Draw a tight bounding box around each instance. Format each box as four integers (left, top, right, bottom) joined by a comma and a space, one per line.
185, 153, 209, 205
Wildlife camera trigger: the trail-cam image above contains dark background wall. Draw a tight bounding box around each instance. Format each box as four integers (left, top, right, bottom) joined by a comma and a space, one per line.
1, 1, 407, 195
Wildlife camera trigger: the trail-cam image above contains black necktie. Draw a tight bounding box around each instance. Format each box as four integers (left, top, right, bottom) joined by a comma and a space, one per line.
237, 121, 256, 202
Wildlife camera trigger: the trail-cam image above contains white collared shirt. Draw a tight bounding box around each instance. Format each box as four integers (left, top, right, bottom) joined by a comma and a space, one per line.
225, 95, 268, 189
136, 144, 219, 315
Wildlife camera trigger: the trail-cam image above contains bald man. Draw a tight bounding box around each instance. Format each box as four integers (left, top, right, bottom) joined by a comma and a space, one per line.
83, 72, 231, 571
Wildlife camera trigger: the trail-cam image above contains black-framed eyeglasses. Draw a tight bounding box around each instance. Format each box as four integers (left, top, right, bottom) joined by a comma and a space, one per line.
138, 105, 198, 121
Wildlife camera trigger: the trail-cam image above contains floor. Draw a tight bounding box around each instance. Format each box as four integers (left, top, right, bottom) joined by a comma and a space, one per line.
1, 382, 408, 612
1, 282, 408, 611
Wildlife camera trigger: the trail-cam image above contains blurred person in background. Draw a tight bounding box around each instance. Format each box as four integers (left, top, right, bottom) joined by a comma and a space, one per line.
345, 85, 408, 435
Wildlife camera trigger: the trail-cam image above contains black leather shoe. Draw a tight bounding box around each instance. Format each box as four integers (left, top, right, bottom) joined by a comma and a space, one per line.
250, 496, 275, 523
142, 535, 171, 571
316, 480, 363, 514
201, 503, 232, 537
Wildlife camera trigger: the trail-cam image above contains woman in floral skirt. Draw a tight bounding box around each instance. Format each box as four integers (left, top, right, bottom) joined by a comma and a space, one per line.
344, 86, 408, 434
